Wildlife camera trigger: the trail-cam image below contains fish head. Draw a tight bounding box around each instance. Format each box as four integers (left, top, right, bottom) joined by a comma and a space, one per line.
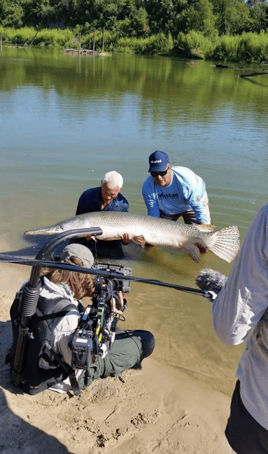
24, 223, 65, 236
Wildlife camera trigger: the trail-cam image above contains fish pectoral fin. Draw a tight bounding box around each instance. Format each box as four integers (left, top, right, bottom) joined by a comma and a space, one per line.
181, 243, 201, 263
132, 235, 150, 248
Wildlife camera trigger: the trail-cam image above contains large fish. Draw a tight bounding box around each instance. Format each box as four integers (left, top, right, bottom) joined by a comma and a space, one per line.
24, 211, 240, 263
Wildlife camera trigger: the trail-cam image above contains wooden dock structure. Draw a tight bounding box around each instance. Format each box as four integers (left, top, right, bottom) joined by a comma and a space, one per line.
63, 48, 101, 56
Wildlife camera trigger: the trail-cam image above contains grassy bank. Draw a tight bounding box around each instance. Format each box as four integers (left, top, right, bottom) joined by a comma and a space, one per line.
0, 26, 173, 55
0, 27, 74, 48
1, 26, 268, 62
175, 30, 268, 63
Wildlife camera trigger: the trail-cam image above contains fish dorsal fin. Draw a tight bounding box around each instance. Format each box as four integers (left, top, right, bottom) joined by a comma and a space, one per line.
181, 243, 201, 263
196, 224, 216, 233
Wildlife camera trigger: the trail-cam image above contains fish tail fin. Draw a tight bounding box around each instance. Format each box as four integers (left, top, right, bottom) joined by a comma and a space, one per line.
209, 226, 240, 263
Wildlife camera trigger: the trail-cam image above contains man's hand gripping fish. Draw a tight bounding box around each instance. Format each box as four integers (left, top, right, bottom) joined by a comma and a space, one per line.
24, 211, 240, 263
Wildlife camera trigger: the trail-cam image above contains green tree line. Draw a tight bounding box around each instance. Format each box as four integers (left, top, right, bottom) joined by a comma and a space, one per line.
1, 0, 268, 61
0, 0, 268, 37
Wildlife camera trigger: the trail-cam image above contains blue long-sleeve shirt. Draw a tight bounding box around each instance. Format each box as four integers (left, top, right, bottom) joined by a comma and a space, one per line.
142, 166, 208, 223
76, 186, 129, 215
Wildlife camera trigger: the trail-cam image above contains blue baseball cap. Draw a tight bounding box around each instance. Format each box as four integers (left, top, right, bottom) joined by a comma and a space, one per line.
148, 151, 170, 172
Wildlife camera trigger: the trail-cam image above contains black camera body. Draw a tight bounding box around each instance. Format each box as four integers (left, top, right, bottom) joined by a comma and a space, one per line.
71, 262, 132, 370
93, 262, 132, 295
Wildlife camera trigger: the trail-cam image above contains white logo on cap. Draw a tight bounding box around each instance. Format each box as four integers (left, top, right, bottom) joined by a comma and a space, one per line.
151, 159, 162, 163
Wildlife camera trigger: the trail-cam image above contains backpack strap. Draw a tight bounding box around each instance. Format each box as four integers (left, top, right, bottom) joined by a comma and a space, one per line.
37, 296, 81, 320
37, 297, 82, 396
44, 342, 81, 396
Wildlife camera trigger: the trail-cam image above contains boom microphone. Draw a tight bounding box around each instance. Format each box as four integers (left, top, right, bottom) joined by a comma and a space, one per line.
196, 268, 228, 300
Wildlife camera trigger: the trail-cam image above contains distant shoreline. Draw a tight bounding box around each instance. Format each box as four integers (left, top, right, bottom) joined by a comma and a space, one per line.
1, 26, 268, 63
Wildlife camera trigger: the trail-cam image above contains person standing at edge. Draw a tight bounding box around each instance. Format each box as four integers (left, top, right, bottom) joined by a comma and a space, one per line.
75, 171, 129, 259
142, 151, 211, 225
212, 203, 268, 454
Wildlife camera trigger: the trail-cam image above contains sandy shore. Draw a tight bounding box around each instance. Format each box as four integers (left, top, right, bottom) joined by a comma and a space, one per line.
0, 260, 235, 454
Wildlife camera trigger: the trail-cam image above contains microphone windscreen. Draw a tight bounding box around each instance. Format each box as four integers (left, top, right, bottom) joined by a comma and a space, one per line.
196, 268, 228, 293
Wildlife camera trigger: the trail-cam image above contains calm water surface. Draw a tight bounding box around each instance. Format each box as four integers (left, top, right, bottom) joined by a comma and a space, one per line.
1, 47, 268, 395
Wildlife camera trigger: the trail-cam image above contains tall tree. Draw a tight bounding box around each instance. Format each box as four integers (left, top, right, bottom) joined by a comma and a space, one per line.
144, 0, 187, 35
176, 0, 217, 36
23, 0, 54, 27
0, 0, 25, 26
211, 0, 250, 35
247, 0, 268, 32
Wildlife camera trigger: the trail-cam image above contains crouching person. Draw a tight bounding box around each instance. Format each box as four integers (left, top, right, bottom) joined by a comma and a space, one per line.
8, 243, 155, 395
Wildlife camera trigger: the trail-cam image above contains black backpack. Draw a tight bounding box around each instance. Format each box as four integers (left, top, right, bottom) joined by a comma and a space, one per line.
8, 284, 82, 395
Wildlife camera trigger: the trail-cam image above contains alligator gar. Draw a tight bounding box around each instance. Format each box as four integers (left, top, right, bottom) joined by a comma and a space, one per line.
24, 211, 240, 263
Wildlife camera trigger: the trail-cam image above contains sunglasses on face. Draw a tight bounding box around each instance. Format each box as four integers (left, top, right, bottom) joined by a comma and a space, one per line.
150, 169, 168, 177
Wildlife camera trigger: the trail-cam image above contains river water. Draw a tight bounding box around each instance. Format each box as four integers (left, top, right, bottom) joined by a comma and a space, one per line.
1, 47, 268, 395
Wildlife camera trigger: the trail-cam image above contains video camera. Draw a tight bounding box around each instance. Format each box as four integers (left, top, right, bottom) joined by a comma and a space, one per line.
71, 262, 132, 370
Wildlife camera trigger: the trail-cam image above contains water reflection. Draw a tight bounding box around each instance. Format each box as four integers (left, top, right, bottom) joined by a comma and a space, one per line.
1, 49, 268, 122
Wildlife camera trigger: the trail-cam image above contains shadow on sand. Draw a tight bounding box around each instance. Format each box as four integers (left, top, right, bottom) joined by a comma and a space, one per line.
0, 319, 75, 454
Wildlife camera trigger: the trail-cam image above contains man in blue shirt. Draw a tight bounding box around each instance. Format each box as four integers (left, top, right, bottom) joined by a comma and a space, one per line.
142, 151, 211, 225
75, 171, 129, 259
76, 171, 129, 215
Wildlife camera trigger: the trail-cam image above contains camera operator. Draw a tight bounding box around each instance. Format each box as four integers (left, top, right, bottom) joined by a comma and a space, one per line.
9, 243, 155, 394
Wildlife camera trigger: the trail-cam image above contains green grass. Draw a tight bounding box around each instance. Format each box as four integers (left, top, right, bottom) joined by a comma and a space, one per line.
176, 30, 268, 63
115, 33, 173, 55
176, 30, 214, 59
1, 26, 268, 61
0, 27, 74, 47
0, 26, 173, 55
